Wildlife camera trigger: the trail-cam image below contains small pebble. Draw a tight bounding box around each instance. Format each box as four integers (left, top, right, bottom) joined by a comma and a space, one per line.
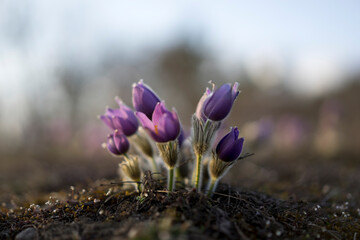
15, 228, 38, 240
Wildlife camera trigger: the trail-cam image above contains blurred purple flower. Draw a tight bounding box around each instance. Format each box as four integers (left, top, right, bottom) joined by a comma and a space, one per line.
136, 101, 180, 143
132, 80, 161, 119
100, 100, 138, 136
203, 83, 239, 121
216, 127, 244, 162
106, 131, 130, 155
257, 118, 274, 142
178, 127, 186, 147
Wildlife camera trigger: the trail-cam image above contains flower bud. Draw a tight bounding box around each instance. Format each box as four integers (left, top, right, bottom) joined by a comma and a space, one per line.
203, 83, 239, 121
105, 131, 130, 155
132, 80, 161, 119
216, 127, 244, 162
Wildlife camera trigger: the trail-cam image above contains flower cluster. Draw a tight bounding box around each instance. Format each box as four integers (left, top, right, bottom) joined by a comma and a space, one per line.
100, 79, 248, 195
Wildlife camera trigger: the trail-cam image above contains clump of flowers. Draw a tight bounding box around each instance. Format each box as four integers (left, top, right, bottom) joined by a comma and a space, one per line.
100, 79, 250, 195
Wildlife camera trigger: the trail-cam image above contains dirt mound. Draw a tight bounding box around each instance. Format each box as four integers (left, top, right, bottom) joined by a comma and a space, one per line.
1, 171, 359, 240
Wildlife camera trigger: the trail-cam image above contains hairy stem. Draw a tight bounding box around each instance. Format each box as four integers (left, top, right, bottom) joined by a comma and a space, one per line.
194, 153, 203, 192
168, 167, 175, 192
123, 153, 130, 161
206, 177, 218, 197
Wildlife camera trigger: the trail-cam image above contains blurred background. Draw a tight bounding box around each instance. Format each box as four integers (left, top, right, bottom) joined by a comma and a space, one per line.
1, 1, 360, 203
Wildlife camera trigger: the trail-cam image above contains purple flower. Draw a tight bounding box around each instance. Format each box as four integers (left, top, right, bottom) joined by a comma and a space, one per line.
203, 83, 239, 121
106, 131, 130, 155
132, 80, 161, 119
178, 127, 186, 147
195, 88, 212, 121
100, 99, 138, 136
136, 101, 180, 143
216, 127, 244, 162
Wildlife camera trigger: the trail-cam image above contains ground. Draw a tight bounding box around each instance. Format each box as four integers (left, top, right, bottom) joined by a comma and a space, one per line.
1, 167, 359, 240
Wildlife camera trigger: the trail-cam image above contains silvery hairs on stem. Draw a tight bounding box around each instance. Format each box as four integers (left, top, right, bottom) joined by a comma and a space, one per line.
156, 140, 179, 169
119, 155, 142, 182
192, 114, 221, 156
209, 151, 254, 180
208, 151, 236, 180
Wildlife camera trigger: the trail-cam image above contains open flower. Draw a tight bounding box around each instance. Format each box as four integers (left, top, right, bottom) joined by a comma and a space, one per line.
100, 99, 138, 136
132, 80, 161, 119
136, 101, 180, 143
216, 127, 244, 162
203, 83, 239, 121
105, 131, 130, 156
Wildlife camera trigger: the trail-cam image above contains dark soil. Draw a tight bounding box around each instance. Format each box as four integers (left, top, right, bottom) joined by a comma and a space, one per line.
1, 171, 359, 240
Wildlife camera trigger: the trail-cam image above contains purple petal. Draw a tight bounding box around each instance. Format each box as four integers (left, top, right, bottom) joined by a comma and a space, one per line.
117, 103, 139, 136
232, 82, 240, 102
113, 131, 130, 154
165, 116, 180, 141
136, 111, 166, 142
152, 102, 168, 126
132, 80, 161, 119
170, 108, 180, 128
178, 127, 185, 147
156, 112, 180, 142
118, 102, 134, 116
106, 108, 121, 116
203, 84, 233, 121
113, 116, 138, 136
107, 134, 121, 155
136, 112, 155, 132
218, 137, 244, 162
100, 115, 116, 130
216, 127, 238, 155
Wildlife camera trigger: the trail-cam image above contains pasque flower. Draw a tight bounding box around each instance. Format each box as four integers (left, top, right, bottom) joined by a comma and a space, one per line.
207, 127, 244, 197
216, 127, 244, 162
136, 101, 180, 143
136, 101, 180, 192
105, 131, 130, 156
132, 80, 161, 119
203, 82, 239, 121
100, 99, 138, 136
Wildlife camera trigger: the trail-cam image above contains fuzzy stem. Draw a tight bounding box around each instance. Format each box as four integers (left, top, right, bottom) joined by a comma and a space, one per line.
206, 177, 218, 197
175, 167, 181, 181
123, 153, 130, 160
194, 153, 203, 192
168, 167, 175, 192
136, 182, 142, 193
